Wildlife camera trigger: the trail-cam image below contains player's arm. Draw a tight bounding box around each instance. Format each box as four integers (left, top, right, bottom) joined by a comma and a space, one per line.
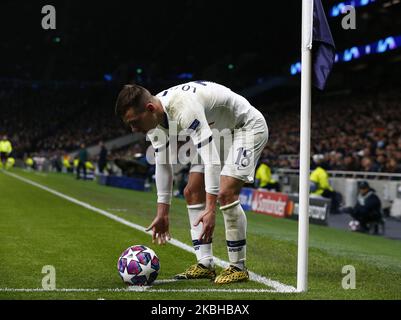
155, 142, 174, 206
196, 137, 220, 212
145, 130, 173, 244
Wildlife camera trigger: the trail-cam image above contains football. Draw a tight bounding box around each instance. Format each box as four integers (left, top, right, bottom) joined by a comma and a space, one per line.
349, 220, 360, 231
117, 245, 160, 286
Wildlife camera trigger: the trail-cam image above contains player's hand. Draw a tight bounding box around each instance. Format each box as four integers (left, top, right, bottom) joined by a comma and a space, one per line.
145, 203, 171, 245
194, 208, 216, 244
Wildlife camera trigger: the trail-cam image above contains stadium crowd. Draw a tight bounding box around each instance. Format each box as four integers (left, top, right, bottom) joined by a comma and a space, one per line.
263, 88, 401, 173
0, 86, 126, 159
1, 84, 401, 174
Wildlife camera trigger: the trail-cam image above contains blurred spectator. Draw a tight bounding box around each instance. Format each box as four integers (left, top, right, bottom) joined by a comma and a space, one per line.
343, 155, 359, 171
0, 135, 12, 169
385, 158, 401, 174
50, 150, 63, 172
76, 143, 88, 180
346, 181, 384, 234
310, 154, 342, 213
361, 157, 379, 172
255, 159, 280, 191
24, 154, 34, 171
98, 141, 108, 174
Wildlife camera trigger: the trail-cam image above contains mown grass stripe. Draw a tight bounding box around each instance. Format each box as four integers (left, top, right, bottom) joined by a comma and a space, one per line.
3, 171, 297, 293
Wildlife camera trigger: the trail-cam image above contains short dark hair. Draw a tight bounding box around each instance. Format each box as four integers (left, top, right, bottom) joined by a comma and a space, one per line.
115, 84, 151, 119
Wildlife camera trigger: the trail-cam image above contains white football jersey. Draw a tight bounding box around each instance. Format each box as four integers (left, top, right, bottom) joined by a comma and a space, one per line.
148, 81, 262, 148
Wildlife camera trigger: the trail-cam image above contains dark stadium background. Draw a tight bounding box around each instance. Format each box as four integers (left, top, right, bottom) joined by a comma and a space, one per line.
1, 1, 400, 86
1, 0, 401, 229
1, 0, 400, 152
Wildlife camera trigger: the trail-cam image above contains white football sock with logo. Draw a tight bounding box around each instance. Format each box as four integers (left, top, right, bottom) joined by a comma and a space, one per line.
220, 200, 247, 270
187, 203, 214, 268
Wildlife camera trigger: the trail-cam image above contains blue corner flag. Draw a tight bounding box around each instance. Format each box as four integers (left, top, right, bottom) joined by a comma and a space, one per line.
312, 0, 336, 90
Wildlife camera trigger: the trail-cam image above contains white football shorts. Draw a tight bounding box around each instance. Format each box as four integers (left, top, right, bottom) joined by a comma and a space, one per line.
189, 109, 268, 183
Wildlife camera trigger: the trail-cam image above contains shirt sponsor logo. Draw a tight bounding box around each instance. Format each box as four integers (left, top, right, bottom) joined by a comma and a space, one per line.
188, 119, 200, 130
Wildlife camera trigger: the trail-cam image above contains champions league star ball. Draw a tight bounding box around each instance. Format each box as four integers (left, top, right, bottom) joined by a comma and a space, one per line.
117, 245, 160, 286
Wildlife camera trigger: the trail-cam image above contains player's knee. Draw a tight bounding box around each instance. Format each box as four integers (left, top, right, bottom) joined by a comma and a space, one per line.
218, 189, 238, 206
184, 185, 205, 204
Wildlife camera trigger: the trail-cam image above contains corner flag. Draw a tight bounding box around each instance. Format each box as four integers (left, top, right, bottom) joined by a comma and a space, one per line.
297, 0, 335, 292
312, 0, 336, 90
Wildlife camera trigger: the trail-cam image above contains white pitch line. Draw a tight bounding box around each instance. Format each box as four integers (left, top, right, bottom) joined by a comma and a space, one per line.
154, 279, 178, 284
0, 288, 278, 293
133, 289, 279, 293
3, 171, 297, 293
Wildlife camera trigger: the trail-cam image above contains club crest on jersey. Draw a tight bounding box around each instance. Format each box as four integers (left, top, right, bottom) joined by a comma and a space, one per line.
188, 119, 200, 131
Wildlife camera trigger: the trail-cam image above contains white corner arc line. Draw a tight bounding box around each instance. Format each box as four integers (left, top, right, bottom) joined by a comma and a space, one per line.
3, 171, 297, 293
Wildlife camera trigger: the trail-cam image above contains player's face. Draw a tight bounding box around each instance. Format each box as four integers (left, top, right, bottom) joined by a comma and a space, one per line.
123, 107, 157, 134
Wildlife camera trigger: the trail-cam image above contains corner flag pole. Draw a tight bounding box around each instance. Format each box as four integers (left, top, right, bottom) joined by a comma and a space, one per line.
297, 0, 314, 292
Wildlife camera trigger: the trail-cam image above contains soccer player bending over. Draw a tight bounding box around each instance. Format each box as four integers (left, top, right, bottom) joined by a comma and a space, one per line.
115, 81, 268, 284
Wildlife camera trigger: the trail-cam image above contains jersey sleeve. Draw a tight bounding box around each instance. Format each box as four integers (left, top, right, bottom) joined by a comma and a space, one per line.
147, 127, 173, 204
154, 149, 173, 205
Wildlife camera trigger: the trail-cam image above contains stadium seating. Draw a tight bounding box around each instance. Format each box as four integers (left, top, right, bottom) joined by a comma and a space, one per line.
261, 87, 401, 173
2, 84, 400, 175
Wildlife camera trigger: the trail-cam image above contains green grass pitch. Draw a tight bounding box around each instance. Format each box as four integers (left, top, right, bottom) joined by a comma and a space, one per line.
1, 168, 401, 300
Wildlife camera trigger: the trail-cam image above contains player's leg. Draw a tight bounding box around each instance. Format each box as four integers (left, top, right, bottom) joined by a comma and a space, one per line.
215, 115, 269, 284
184, 170, 210, 266
219, 175, 246, 266
175, 167, 216, 280
214, 175, 250, 284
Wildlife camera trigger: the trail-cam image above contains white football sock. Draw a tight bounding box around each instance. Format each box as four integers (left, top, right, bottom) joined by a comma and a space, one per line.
187, 203, 214, 268
220, 200, 247, 270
